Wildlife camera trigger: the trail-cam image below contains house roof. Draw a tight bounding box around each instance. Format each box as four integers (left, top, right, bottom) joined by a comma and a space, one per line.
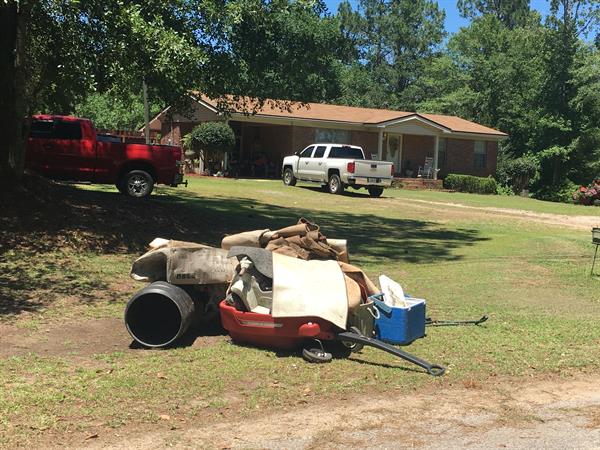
196, 94, 507, 137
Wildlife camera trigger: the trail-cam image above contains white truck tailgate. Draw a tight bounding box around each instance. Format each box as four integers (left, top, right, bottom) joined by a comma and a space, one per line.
354, 160, 393, 180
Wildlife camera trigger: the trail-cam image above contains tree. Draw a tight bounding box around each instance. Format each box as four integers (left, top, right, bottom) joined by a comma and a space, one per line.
0, 0, 348, 182
336, 0, 446, 110
457, 0, 531, 29
183, 122, 235, 171
417, 14, 546, 151
73, 91, 161, 130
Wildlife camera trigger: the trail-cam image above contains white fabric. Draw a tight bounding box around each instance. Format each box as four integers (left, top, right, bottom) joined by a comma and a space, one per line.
379, 275, 408, 308
272, 253, 348, 329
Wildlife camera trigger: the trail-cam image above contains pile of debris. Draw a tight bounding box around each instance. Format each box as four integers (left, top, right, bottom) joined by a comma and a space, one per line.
125, 219, 450, 375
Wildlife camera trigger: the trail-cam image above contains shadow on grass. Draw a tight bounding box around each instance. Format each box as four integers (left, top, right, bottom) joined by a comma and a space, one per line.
298, 185, 373, 198
0, 177, 487, 317
155, 187, 487, 265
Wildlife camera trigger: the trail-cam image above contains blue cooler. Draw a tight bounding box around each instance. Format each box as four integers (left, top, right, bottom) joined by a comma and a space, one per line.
374, 298, 426, 345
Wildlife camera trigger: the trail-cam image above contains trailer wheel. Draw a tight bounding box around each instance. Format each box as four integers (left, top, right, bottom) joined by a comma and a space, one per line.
302, 347, 332, 363
123, 170, 154, 198
368, 187, 384, 198
282, 168, 297, 186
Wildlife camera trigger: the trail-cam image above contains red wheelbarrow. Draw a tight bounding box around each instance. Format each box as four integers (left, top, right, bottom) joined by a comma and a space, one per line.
219, 301, 445, 376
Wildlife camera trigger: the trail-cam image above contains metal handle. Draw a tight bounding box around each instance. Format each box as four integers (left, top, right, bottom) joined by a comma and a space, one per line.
336, 331, 446, 377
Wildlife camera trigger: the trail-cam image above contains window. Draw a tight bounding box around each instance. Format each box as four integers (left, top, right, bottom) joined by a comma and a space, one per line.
299, 146, 314, 158
54, 120, 82, 140
312, 145, 326, 158
315, 128, 351, 144
328, 146, 364, 159
97, 134, 122, 143
29, 120, 54, 138
438, 138, 447, 169
474, 141, 487, 169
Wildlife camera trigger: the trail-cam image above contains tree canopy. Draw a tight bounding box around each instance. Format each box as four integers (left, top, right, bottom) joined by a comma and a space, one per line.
2, 0, 600, 201
0, 0, 348, 180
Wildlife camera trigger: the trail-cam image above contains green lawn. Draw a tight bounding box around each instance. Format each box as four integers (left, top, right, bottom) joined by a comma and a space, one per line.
388, 184, 600, 216
1, 177, 599, 446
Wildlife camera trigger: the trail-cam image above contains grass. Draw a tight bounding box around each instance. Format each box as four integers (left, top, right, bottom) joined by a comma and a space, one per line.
386, 186, 600, 217
1, 176, 600, 446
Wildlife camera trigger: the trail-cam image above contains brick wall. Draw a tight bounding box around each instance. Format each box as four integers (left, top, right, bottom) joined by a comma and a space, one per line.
402, 135, 434, 174
258, 125, 293, 164
444, 138, 497, 178
351, 130, 378, 159
159, 121, 195, 146
291, 126, 315, 153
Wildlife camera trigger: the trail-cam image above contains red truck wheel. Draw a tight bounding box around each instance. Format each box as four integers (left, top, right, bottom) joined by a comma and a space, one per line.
123, 170, 154, 198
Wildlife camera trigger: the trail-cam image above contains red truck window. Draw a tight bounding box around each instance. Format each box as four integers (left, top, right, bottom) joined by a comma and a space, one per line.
54, 120, 82, 140
29, 120, 54, 138
29, 119, 82, 140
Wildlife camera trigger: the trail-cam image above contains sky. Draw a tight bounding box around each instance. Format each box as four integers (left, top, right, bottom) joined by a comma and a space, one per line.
324, 0, 553, 35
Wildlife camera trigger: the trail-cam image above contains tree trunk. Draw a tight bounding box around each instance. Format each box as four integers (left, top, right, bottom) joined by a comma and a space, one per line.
0, 1, 30, 184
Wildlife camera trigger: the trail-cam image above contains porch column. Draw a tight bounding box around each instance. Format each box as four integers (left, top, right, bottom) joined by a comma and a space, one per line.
377, 129, 383, 160
433, 135, 440, 180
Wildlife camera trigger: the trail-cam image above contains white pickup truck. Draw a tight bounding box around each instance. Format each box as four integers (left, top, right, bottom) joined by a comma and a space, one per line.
281, 144, 393, 197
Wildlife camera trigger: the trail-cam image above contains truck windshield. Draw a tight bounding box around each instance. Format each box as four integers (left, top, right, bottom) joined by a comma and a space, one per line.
328, 146, 364, 160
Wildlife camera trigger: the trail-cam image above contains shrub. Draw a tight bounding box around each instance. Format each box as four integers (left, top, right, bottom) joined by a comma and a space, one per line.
496, 184, 515, 196
534, 179, 579, 203
443, 174, 498, 194
573, 179, 600, 205
183, 121, 235, 159
496, 154, 539, 193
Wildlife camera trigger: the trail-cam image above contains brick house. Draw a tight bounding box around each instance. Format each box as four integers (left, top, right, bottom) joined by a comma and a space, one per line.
148, 94, 507, 179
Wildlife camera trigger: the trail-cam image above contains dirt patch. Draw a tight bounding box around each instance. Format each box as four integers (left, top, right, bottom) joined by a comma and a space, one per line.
0, 317, 228, 360
0, 317, 132, 359
390, 198, 599, 230
79, 374, 600, 450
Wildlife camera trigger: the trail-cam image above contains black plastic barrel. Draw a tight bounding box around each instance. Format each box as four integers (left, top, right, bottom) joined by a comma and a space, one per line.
124, 281, 195, 348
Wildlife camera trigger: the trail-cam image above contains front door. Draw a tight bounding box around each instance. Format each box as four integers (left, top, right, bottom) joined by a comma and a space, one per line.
387, 134, 402, 176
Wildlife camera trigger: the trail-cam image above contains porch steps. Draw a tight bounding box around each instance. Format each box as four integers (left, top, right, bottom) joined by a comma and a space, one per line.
392, 177, 444, 190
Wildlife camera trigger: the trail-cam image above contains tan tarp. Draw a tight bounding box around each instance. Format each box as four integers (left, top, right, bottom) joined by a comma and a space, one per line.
130, 238, 237, 284
271, 252, 348, 330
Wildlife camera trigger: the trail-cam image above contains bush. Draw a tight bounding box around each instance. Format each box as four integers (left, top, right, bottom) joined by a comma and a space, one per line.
443, 174, 498, 194
534, 179, 579, 203
495, 154, 539, 193
573, 179, 600, 205
496, 184, 515, 196
183, 121, 235, 158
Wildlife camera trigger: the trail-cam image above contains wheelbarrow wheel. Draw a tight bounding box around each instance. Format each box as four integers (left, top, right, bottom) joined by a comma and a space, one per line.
341, 326, 365, 353
302, 347, 332, 363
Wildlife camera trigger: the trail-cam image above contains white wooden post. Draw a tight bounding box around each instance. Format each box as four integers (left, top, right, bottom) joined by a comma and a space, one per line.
433, 135, 440, 180
377, 129, 383, 160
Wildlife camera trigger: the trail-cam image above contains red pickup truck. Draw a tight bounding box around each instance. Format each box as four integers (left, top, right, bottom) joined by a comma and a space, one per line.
25, 115, 184, 197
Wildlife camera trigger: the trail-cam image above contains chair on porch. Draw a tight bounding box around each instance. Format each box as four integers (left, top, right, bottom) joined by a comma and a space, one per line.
417, 157, 434, 178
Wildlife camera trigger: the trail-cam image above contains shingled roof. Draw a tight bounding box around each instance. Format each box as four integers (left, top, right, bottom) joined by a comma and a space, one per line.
196, 94, 507, 137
